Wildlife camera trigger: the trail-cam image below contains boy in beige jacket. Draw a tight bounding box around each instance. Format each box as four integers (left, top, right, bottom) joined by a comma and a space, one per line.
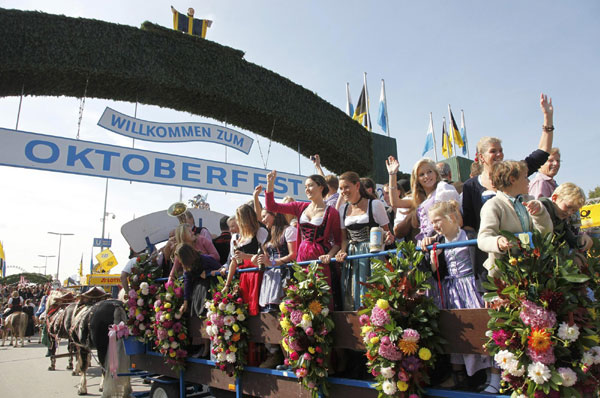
478, 161, 553, 278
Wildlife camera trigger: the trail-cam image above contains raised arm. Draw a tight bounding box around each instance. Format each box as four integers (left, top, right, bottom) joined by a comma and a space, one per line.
253, 185, 264, 222
312, 154, 325, 177
538, 93, 554, 153
386, 156, 412, 209
265, 170, 304, 217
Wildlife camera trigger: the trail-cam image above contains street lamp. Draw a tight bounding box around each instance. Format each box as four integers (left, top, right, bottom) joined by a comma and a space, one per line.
48, 232, 74, 281
37, 254, 56, 275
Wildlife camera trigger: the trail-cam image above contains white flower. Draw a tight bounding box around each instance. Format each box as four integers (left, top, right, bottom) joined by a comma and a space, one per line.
205, 301, 212, 309
218, 302, 227, 311
300, 318, 312, 330
162, 342, 170, 350
582, 351, 595, 367
527, 362, 551, 385
237, 313, 246, 322
170, 342, 179, 349
321, 307, 329, 317
223, 315, 235, 326
141, 289, 149, 296
380, 367, 395, 379
159, 314, 166, 322
205, 326, 214, 336
137, 298, 145, 307
494, 350, 515, 370
505, 359, 525, 377
557, 322, 580, 342
225, 303, 236, 313
558, 367, 577, 387
226, 352, 236, 363
139, 282, 149, 290
174, 312, 182, 320
381, 380, 397, 395
165, 293, 173, 300
224, 330, 232, 341
217, 352, 226, 362
139, 324, 146, 331
485, 330, 493, 338
210, 324, 219, 336
591, 346, 600, 364
511, 393, 527, 398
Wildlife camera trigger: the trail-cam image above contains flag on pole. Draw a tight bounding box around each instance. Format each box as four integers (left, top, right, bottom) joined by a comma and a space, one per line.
353, 83, 372, 130
448, 106, 465, 148
79, 254, 83, 277
423, 113, 435, 156
460, 109, 468, 156
0, 241, 5, 278
345, 82, 354, 117
377, 79, 389, 135
442, 117, 453, 158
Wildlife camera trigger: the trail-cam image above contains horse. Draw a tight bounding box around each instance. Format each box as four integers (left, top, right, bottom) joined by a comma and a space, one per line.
45, 290, 77, 371
1, 311, 28, 347
69, 298, 131, 396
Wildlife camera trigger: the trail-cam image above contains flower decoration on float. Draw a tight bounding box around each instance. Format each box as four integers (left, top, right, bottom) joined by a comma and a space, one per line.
359, 241, 444, 397
152, 279, 189, 371
279, 262, 335, 398
125, 253, 160, 342
205, 277, 249, 378
484, 231, 600, 398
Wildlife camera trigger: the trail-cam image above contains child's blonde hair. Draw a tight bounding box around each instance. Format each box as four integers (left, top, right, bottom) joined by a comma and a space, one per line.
553, 182, 586, 208
428, 200, 461, 221
491, 160, 527, 191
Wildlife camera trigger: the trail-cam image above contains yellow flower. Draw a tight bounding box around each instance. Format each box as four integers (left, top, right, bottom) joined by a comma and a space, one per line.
302, 314, 312, 322
509, 257, 518, 266
165, 313, 171, 320
589, 308, 597, 320
280, 318, 292, 331
308, 300, 323, 315
418, 347, 432, 361
308, 347, 316, 354
230, 346, 237, 353
169, 351, 176, 358
232, 324, 240, 332
210, 304, 216, 312
168, 330, 174, 337
397, 381, 408, 391
236, 308, 243, 315
588, 335, 600, 343
361, 326, 373, 335
370, 336, 380, 345
399, 339, 418, 355
279, 302, 288, 313
376, 299, 389, 310
164, 302, 172, 309
135, 308, 141, 316
528, 328, 552, 352
281, 339, 290, 353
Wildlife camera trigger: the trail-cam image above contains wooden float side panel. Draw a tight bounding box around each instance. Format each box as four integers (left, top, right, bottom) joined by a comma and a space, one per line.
188, 309, 490, 355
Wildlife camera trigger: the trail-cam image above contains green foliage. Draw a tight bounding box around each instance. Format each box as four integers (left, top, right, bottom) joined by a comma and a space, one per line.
0, 272, 52, 285
0, 8, 374, 176
588, 186, 600, 200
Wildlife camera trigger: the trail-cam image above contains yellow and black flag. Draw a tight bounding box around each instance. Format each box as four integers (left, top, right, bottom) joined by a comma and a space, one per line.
172, 7, 211, 38
442, 117, 453, 158
353, 83, 372, 131
448, 106, 465, 148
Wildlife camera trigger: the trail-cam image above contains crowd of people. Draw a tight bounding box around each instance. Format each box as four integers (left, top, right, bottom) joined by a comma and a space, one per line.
119, 93, 593, 390
0, 282, 52, 339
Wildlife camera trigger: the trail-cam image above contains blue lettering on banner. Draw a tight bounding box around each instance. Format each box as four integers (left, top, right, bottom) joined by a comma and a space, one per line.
0, 129, 307, 201
24, 140, 59, 164
97, 107, 254, 154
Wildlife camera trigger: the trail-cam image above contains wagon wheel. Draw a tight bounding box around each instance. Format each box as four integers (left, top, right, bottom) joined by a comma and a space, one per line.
149, 379, 179, 398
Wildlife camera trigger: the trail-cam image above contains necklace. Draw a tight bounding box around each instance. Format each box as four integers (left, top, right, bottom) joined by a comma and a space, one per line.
350, 197, 363, 206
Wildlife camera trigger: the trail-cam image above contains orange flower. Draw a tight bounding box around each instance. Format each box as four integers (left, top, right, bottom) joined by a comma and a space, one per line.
308, 300, 323, 315
528, 328, 552, 352
178, 333, 187, 340
398, 339, 418, 355
231, 333, 241, 342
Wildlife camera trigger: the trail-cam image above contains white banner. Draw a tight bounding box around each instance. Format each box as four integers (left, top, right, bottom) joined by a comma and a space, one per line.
97, 107, 254, 154
0, 129, 306, 200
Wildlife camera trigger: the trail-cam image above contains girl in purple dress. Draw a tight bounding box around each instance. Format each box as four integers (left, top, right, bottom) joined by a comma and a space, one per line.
426, 200, 491, 390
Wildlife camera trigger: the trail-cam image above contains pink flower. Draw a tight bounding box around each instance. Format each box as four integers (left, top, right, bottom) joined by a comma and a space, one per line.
359, 314, 370, 325
288, 328, 296, 337
381, 335, 391, 345
284, 359, 290, 366
176, 349, 187, 358
174, 287, 183, 298
303, 353, 312, 361
492, 329, 511, 348
379, 342, 403, 361
527, 347, 556, 365
164, 280, 174, 289
520, 300, 556, 329
409, 395, 419, 398
157, 328, 168, 340
402, 329, 420, 343
296, 368, 308, 378
290, 310, 303, 325
315, 346, 322, 353
136, 313, 144, 321
162, 320, 173, 329
173, 322, 183, 333
128, 289, 137, 299
316, 358, 323, 365
128, 297, 137, 306
371, 369, 379, 377
305, 327, 314, 336
149, 285, 158, 295
370, 305, 391, 327
290, 351, 299, 361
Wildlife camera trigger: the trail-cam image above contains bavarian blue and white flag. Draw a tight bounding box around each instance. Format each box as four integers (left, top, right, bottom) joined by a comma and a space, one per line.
422, 113, 435, 156
460, 109, 468, 156
346, 82, 354, 117
377, 79, 388, 134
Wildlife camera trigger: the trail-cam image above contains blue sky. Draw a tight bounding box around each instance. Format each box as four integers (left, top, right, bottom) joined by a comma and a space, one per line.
0, 1, 598, 279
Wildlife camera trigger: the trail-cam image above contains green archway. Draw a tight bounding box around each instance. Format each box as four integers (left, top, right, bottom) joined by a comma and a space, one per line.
0, 8, 396, 177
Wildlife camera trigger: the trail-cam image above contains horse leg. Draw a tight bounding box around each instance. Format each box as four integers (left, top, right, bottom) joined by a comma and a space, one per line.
77, 349, 88, 395
67, 340, 74, 370
48, 338, 57, 371
99, 371, 104, 393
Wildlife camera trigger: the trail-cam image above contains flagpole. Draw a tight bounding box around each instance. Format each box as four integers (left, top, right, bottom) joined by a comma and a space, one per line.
346, 82, 353, 117
363, 72, 371, 131
448, 105, 458, 158
461, 109, 470, 159
382, 79, 389, 137
430, 112, 438, 162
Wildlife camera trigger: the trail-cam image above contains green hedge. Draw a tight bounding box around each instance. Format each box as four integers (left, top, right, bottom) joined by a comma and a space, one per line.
0, 8, 373, 176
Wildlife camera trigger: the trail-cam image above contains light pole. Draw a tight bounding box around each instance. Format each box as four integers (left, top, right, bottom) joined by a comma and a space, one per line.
37, 254, 56, 275
48, 232, 74, 281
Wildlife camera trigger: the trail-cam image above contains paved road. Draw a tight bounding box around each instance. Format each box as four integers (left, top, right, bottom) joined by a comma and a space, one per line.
0, 337, 149, 398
